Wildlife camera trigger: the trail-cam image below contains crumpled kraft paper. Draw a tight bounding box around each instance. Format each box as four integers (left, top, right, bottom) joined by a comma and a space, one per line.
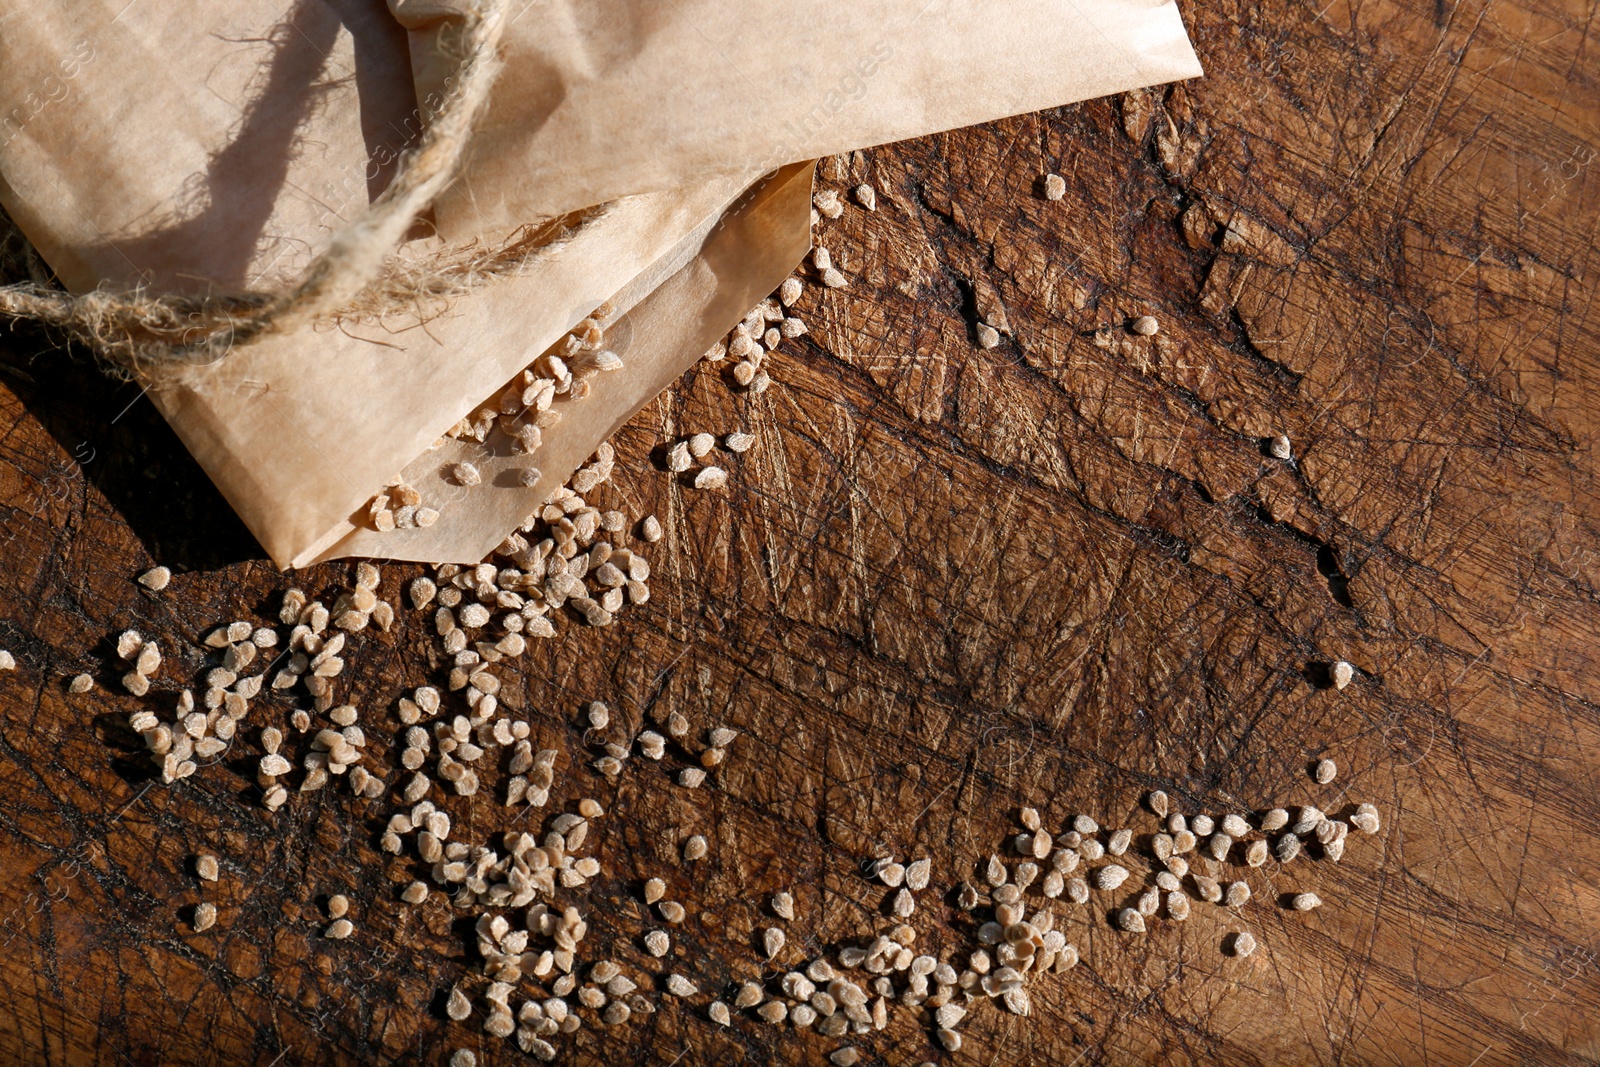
392, 0, 1204, 235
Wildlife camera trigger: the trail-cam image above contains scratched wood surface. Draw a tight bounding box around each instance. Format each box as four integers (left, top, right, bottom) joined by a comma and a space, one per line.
2, 0, 1599, 1063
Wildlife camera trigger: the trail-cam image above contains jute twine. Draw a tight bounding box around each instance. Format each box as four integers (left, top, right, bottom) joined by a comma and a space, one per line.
0, 0, 575, 382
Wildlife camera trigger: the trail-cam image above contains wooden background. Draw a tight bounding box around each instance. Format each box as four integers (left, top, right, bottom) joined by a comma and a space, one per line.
2, 0, 1598, 1063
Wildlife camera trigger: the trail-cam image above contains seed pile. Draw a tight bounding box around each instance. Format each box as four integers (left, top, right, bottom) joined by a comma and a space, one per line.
363, 308, 628, 531
700, 280, 810, 393
388, 441, 650, 638
109, 564, 401, 791
396, 763, 1378, 1062
775, 777, 1385, 1054
662, 431, 752, 491
367, 480, 441, 531
85, 450, 782, 1059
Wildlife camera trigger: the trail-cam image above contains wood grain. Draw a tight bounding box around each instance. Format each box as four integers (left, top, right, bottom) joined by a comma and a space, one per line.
2, 0, 1598, 1063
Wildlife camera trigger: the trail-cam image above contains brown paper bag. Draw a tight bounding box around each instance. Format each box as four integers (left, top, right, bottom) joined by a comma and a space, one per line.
0, 0, 813, 567
0, 0, 1200, 569
393, 0, 1203, 234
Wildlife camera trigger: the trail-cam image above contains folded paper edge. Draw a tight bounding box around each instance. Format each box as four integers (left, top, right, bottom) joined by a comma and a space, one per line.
305, 161, 818, 568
